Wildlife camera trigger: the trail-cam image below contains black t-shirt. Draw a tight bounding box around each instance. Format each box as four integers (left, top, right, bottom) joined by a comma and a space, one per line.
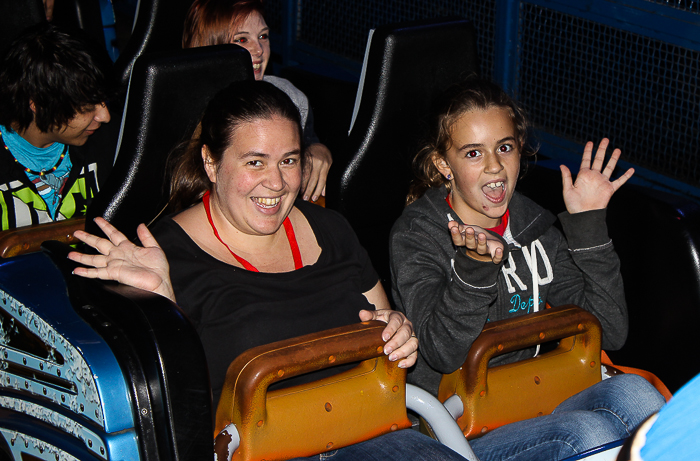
151, 200, 379, 405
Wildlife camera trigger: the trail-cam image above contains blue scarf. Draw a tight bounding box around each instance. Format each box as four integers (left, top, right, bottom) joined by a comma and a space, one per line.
1, 126, 73, 219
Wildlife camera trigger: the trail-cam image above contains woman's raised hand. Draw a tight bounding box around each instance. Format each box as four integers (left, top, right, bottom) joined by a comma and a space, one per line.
359, 309, 418, 369
68, 218, 176, 302
561, 138, 635, 214
448, 221, 505, 264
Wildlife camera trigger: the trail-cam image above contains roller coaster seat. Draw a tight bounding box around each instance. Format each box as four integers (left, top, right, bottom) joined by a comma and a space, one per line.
327, 17, 480, 286
438, 305, 603, 439
112, 0, 195, 89
214, 320, 475, 461
86, 44, 253, 240
0, 240, 213, 460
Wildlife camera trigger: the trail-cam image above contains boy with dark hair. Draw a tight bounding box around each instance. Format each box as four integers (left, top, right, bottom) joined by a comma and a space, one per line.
0, 23, 115, 230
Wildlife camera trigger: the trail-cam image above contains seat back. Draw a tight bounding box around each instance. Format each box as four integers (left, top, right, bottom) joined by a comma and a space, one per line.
327, 17, 480, 285
0, 241, 213, 460
52, 0, 106, 51
0, 0, 44, 53
439, 305, 602, 439
113, 0, 194, 88
215, 321, 412, 461
86, 45, 253, 239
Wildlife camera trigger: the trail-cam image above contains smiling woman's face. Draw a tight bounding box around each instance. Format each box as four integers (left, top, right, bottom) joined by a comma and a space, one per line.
203, 115, 302, 236
231, 11, 270, 80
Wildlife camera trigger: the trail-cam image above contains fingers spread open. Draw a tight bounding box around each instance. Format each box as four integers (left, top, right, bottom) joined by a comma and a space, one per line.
95, 217, 129, 247
136, 224, 161, 249
612, 167, 635, 190
580, 141, 594, 170
560, 164, 573, 191
590, 138, 609, 172
601, 148, 622, 178
72, 229, 115, 256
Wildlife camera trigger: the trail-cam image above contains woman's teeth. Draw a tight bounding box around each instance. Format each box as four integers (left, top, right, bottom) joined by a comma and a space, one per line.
254, 197, 280, 208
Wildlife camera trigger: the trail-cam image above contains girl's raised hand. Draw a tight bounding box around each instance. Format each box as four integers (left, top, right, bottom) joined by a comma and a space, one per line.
448, 221, 504, 264
561, 138, 635, 214
68, 218, 176, 302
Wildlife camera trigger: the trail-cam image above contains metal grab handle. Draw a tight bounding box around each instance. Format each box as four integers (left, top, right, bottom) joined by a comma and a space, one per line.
440, 305, 603, 439
0, 217, 85, 258
463, 305, 602, 394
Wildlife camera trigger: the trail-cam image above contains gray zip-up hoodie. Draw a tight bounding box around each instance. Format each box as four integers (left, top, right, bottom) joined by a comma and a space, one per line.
389, 185, 628, 396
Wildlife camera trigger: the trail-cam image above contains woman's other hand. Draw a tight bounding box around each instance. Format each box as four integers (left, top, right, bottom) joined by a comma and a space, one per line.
68, 218, 176, 302
448, 221, 504, 264
301, 143, 332, 202
561, 138, 635, 214
359, 309, 418, 369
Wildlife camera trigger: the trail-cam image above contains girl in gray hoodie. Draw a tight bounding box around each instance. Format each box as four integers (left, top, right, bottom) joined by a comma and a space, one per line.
390, 78, 664, 461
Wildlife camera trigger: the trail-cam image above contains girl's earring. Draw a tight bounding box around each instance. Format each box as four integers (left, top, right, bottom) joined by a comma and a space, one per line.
446, 174, 452, 180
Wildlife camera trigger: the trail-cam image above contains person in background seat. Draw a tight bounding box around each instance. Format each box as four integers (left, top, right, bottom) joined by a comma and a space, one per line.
0, 23, 114, 231
183, 0, 332, 203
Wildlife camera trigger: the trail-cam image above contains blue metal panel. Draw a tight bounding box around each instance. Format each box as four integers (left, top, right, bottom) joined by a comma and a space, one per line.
0, 253, 140, 460
525, 0, 700, 50
493, 0, 521, 93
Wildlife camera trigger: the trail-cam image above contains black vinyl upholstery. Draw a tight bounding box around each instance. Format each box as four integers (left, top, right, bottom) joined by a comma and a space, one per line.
518, 163, 700, 393
86, 44, 254, 240
52, 0, 106, 50
327, 17, 480, 287
113, 0, 195, 89
43, 240, 214, 460
0, 0, 44, 53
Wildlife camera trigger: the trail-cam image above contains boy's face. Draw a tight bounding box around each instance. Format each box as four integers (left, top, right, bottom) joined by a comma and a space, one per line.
433, 106, 521, 228
46, 102, 111, 147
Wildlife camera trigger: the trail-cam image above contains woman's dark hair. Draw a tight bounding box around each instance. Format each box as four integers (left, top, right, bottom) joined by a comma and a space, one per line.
406, 78, 534, 205
168, 80, 303, 212
183, 0, 265, 49
0, 23, 113, 133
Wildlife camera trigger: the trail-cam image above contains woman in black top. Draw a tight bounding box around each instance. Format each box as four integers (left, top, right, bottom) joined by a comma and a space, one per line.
68, 80, 465, 461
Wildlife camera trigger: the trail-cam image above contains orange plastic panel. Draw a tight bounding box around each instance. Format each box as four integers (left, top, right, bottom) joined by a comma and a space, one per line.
215, 321, 411, 461
439, 305, 602, 439
0, 217, 85, 258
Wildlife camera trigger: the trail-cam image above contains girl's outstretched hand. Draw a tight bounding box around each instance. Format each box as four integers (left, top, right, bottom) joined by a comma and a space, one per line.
359, 309, 418, 369
561, 138, 635, 214
68, 218, 176, 302
448, 221, 504, 264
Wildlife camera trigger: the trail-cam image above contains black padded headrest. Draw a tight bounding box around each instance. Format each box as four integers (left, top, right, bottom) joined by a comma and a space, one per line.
86, 45, 254, 240
329, 17, 480, 286
113, 0, 195, 89
0, 0, 45, 55
52, 0, 106, 51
